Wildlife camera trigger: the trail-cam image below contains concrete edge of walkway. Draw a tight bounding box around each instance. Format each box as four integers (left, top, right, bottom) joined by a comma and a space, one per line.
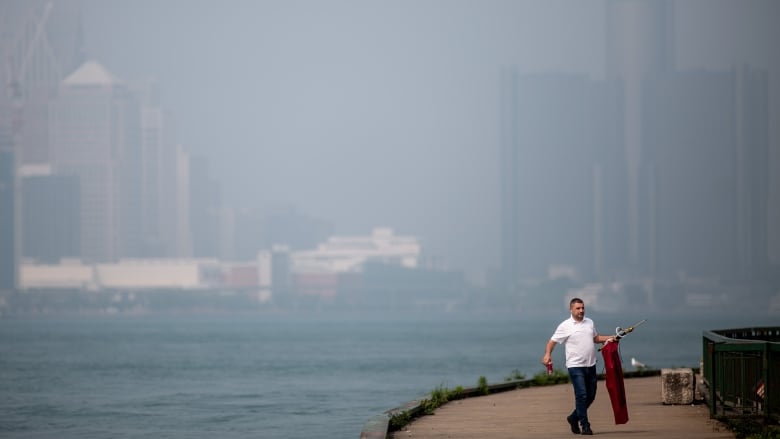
358, 369, 663, 439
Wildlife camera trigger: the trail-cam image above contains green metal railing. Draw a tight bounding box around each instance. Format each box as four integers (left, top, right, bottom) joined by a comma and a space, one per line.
702, 327, 780, 421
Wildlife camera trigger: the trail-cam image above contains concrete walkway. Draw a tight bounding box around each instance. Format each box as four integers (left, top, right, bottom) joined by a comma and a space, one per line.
390, 376, 733, 438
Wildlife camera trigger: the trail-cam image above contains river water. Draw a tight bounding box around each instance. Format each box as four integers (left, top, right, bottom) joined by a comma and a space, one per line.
0, 311, 773, 438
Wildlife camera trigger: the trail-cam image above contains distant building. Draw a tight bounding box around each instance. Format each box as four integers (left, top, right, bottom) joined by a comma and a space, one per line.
20, 258, 221, 291
135, 80, 180, 258
642, 67, 769, 280
175, 145, 193, 257
20, 259, 94, 290
0, 150, 15, 290
605, 0, 674, 268
189, 155, 222, 258
500, 0, 771, 287
0, 0, 84, 165
292, 228, 421, 275
500, 72, 623, 284
223, 262, 259, 288
0, 1, 83, 291
232, 206, 332, 260
49, 60, 143, 262
21, 169, 80, 263
96, 259, 221, 290
289, 228, 421, 299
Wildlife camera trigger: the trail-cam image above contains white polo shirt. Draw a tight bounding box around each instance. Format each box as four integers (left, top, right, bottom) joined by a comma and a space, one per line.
550, 316, 599, 368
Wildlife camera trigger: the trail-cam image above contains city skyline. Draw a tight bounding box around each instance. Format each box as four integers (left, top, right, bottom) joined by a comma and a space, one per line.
2, 0, 779, 285
77, 0, 780, 281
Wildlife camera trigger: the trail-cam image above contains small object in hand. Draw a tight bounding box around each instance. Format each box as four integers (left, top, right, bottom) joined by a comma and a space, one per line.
546, 361, 553, 375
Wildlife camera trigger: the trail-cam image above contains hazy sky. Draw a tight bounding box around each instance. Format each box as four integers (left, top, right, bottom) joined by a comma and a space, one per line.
80, 0, 779, 279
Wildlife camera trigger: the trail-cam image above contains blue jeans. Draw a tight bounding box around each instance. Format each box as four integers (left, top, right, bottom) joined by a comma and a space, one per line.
568, 365, 598, 429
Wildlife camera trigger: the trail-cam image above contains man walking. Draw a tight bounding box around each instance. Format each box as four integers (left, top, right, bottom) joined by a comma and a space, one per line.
542, 298, 614, 435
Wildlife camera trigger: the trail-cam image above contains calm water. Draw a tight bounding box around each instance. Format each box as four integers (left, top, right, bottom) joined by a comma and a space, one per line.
0, 312, 773, 438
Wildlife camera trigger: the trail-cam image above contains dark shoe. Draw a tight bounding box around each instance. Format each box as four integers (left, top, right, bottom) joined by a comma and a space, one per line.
581, 427, 593, 435
566, 415, 580, 434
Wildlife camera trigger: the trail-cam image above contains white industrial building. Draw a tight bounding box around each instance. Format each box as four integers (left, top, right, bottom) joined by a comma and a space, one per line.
20, 258, 221, 290
291, 228, 421, 274
19, 228, 421, 292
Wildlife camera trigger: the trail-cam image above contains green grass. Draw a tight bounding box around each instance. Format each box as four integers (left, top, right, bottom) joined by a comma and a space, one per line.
414, 383, 467, 416
477, 376, 489, 395
532, 368, 570, 385
389, 369, 567, 432
504, 369, 526, 382
387, 366, 670, 433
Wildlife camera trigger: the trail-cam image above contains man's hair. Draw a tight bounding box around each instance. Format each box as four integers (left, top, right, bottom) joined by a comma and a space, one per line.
569, 297, 584, 307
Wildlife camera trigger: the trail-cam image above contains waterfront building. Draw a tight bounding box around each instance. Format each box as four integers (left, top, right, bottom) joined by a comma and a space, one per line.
289, 228, 421, 300
19, 259, 94, 290
20, 258, 221, 291
291, 228, 421, 275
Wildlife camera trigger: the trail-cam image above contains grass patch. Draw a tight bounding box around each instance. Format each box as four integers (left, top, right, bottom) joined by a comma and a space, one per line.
389, 370, 563, 432
386, 367, 665, 434
505, 369, 526, 382
388, 410, 412, 431
419, 383, 465, 414
532, 368, 570, 385
477, 376, 489, 395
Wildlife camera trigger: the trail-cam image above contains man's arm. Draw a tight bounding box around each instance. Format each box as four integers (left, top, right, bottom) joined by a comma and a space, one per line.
593, 334, 615, 344
542, 339, 556, 365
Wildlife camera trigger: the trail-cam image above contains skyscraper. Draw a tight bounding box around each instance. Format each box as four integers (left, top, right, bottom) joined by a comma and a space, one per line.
500, 0, 771, 290
21, 171, 80, 263
189, 155, 222, 258
133, 79, 181, 257
0, 0, 84, 165
641, 67, 769, 280
605, 0, 674, 268
49, 61, 143, 262
500, 71, 623, 286
1, 0, 83, 287
0, 149, 14, 291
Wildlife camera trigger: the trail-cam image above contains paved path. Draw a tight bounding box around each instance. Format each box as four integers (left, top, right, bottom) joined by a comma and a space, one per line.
390, 376, 733, 438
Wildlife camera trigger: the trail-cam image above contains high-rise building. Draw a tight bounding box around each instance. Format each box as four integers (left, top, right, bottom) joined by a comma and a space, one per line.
189, 155, 221, 258
642, 67, 769, 280
500, 71, 624, 286
0, 0, 83, 286
605, 0, 674, 267
0, 150, 15, 290
134, 79, 180, 257
49, 60, 143, 262
175, 144, 193, 257
21, 170, 80, 263
132, 80, 192, 259
500, 1, 771, 288
0, 0, 84, 165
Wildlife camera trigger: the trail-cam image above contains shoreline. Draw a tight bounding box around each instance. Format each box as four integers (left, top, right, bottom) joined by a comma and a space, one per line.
359, 369, 665, 439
